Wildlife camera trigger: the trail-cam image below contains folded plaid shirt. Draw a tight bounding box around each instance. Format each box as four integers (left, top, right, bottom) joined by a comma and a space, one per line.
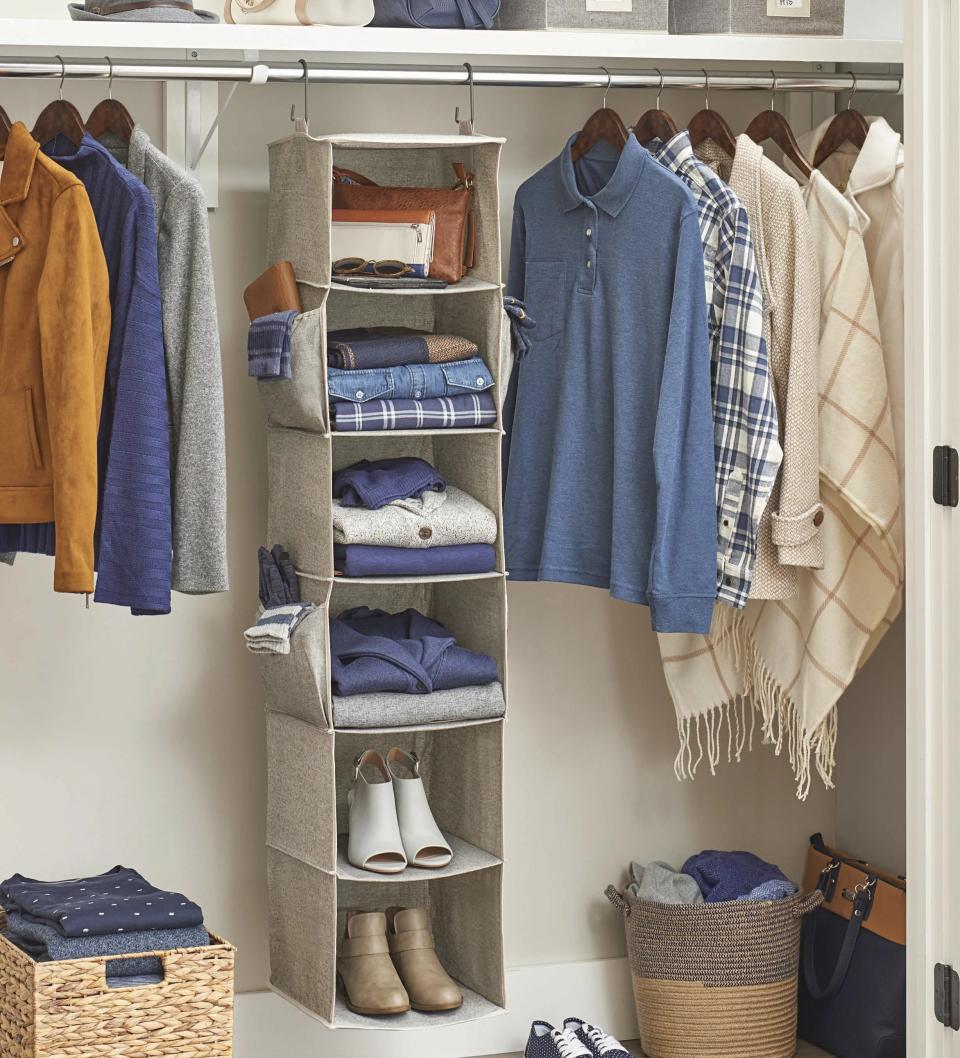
649, 131, 782, 608
331, 393, 497, 432
248, 310, 298, 380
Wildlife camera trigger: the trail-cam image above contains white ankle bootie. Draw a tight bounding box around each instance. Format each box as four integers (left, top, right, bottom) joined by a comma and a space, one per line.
386, 748, 452, 869
347, 750, 407, 875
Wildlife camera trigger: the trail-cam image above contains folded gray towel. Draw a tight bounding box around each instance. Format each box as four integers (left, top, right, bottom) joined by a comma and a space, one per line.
626, 861, 704, 906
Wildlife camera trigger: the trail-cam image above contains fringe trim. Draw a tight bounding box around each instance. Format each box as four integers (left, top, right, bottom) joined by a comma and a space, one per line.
673, 610, 838, 801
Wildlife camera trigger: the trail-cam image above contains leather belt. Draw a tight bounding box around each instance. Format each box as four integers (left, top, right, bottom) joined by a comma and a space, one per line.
88, 1, 195, 13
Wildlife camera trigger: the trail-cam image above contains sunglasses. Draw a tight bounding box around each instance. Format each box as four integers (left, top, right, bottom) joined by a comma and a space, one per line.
333, 257, 415, 278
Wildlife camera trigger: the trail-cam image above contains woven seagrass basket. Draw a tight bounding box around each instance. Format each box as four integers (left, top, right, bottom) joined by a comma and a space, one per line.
605, 884, 823, 1058
0, 908, 235, 1058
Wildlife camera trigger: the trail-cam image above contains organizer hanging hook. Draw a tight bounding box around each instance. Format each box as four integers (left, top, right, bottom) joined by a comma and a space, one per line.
656, 68, 664, 111
600, 65, 613, 109
702, 68, 710, 110
291, 58, 310, 129
105, 56, 115, 100
56, 55, 66, 101
769, 69, 777, 111
847, 70, 858, 110
455, 61, 476, 133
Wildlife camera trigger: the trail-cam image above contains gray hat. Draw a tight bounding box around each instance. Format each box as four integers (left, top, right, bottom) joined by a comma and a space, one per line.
68, 0, 219, 20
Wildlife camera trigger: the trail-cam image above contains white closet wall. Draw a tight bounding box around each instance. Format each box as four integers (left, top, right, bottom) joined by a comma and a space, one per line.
0, 14, 901, 997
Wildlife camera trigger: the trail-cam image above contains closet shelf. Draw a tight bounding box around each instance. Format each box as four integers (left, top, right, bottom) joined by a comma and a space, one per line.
334, 571, 506, 585
330, 277, 502, 296
335, 834, 502, 882
0, 20, 903, 64
333, 716, 505, 736
331, 981, 504, 1031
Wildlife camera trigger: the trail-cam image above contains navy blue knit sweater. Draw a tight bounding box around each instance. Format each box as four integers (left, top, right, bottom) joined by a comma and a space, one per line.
0, 135, 171, 614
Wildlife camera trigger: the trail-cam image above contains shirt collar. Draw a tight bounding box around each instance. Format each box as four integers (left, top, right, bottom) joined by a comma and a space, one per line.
799, 115, 902, 196
559, 131, 647, 217
0, 123, 40, 207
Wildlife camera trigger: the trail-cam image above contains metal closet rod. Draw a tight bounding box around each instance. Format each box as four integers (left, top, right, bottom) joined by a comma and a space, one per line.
0, 57, 902, 93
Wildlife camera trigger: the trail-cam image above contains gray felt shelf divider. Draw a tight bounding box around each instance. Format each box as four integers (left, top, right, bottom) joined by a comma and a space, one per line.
256, 131, 509, 1028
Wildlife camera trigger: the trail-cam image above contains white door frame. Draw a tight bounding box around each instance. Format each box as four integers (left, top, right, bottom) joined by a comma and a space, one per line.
905, 1, 959, 1055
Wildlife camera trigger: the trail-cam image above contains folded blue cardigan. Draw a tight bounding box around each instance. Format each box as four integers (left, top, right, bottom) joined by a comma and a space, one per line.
332, 458, 446, 510
330, 606, 499, 696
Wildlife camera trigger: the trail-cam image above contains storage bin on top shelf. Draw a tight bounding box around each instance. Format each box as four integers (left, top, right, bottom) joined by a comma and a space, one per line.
668, 0, 844, 35
497, 0, 668, 30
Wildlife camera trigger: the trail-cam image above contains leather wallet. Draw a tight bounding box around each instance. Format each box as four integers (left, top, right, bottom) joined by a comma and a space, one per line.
244, 261, 302, 322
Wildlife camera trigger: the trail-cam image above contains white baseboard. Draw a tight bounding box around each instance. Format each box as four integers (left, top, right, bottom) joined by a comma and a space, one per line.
234, 957, 637, 1058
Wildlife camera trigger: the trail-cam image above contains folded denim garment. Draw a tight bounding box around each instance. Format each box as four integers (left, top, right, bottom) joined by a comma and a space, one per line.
3, 910, 208, 977
248, 310, 297, 380
333, 486, 497, 549
327, 328, 478, 370
328, 357, 493, 405
332, 681, 506, 729
330, 606, 499, 696
244, 603, 315, 656
331, 393, 497, 432
0, 867, 204, 938
333, 457, 446, 510
334, 543, 496, 578
681, 850, 794, 904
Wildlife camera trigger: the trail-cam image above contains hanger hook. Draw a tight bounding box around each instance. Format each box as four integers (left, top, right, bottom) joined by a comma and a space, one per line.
656, 68, 664, 111
291, 58, 309, 128
769, 69, 777, 112
105, 56, 114, 101
847, 70, 858, 110
600, 65, 612, 109
56, 55, 66, 102
702, 68, 710, 111
455, 61, 476, 130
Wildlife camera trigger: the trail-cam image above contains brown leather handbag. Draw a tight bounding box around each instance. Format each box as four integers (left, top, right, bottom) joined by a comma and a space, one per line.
332, 162, 477, 284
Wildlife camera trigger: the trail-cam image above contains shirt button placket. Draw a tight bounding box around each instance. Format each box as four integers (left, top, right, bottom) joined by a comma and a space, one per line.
582, 205, 598, 293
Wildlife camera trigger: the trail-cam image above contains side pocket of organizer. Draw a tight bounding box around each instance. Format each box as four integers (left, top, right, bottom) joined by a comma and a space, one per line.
257, 307, 330, 433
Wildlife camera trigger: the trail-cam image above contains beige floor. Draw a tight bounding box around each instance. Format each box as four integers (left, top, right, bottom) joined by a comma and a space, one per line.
491, 1042, 832, 1058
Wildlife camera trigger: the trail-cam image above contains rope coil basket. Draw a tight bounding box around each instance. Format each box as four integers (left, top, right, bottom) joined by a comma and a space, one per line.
605, 884, 823, 1058
0, 908, 235, 1058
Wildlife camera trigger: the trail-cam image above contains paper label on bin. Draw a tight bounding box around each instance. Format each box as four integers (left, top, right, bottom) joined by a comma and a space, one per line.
767, 0, 812, 15
586, 0, 633, 11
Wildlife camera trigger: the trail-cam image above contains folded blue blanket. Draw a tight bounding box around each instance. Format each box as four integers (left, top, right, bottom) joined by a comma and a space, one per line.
3, 910, 208, 977
681, 850, 794, 904
334, 543, 496, 578
0, 867, 204, 937
332, 458, 446, 510
248, 310, 297, 380
331, 393, 497, 432
330, 606, 499, 696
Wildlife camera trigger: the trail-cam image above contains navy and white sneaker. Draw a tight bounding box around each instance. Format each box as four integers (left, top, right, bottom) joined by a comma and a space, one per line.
525, 1021, 594, 1058
563, 1018, 633, 1058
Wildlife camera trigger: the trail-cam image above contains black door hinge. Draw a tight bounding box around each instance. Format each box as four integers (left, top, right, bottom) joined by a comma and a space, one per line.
933, 446, 959, 507
935, 964, 960, 1030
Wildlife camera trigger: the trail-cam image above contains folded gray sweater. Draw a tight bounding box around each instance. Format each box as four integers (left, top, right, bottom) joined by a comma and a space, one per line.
332, 486, 497, 549
332, 681, 506, 729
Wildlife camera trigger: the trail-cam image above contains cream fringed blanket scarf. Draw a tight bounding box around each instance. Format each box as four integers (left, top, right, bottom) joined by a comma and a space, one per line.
659, 172, 903, 798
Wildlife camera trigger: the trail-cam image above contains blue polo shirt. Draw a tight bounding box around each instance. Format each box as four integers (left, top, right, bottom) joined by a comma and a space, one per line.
502, 132, 717, 634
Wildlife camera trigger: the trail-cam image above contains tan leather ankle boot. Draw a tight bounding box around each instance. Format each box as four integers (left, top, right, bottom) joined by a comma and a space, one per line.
337, 911, 410, 1016
387, 907, 463, 1012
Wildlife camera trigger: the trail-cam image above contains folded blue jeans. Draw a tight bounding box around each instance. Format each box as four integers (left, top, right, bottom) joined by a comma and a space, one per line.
328, 357, 493, 404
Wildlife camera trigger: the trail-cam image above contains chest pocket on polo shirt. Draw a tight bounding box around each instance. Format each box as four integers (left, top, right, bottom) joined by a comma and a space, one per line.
524, 262, 566, 348
328, 369, 394, 404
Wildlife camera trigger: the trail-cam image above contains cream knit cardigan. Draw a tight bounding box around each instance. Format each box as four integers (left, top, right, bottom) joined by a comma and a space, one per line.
659, 166, 902, 797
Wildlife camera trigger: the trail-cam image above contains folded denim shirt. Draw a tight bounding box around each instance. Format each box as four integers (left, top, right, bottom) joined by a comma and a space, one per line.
330, 606, 499, 696
327, 328, 479, 370
331, 393, 498, 432
334, 543, 496, 578
328, 357, 493, 405
332, 457, 447, 510
333, 486, 497, 549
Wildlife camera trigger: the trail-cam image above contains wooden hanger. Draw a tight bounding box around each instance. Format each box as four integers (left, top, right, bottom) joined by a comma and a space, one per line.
32, 56, 85, 148
813, 71, 869, 170
687, 69, 738, 157
744, 71, 813, 179
0, 105, 12, 161
86, 58, 135, 145
633, 69, 679, 146
571, 67, 629, 163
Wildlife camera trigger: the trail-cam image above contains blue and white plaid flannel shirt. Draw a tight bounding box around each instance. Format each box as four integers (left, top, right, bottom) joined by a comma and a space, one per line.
649, 131, 782, 608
